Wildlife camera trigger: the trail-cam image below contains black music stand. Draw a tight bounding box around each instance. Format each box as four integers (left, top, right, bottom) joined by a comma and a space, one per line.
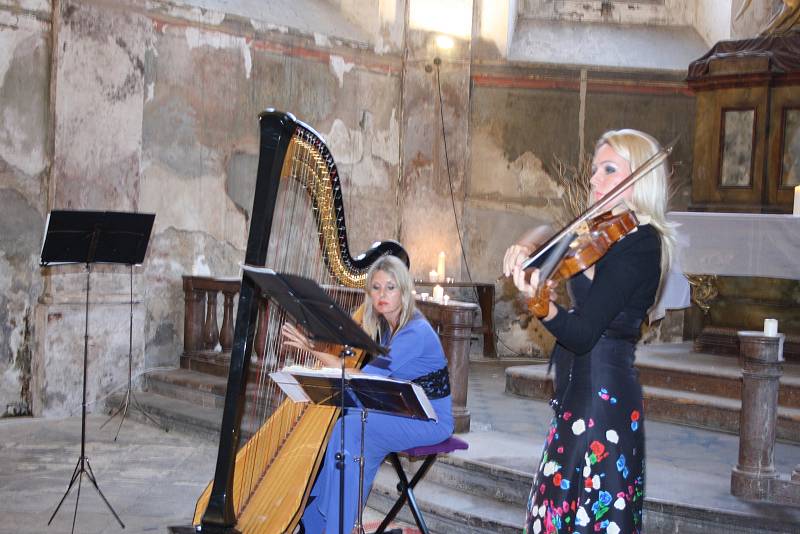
242, 265, 387, 534
100, 266, 163, 440
41, 210, 154, 534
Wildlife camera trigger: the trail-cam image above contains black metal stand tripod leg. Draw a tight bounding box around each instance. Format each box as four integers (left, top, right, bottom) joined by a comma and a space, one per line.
100, 265, 164, 439
48, 457, 82, 526
48, 265, 125, 533
84, 457, 125, 527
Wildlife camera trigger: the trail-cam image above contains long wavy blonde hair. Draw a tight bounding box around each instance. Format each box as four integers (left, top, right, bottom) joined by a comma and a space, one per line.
596, 129, 676, 283
361, 255, 416, 341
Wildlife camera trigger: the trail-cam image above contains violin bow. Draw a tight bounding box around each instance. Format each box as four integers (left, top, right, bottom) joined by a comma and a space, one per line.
521, 136, 678, 271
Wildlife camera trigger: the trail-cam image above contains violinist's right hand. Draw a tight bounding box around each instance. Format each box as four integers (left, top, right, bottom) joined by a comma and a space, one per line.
503, 243, 533, 278
511, 264, 539, 298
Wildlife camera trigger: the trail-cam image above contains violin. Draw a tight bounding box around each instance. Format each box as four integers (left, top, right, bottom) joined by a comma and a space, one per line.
522, 138, 676, 319
528, 209, 638, 318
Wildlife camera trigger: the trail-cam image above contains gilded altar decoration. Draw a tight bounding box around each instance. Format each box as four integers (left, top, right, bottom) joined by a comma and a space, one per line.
686, 274, 719, 315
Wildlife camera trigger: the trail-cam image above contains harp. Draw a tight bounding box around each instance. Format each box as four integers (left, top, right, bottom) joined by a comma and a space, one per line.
192, 110, 408, 533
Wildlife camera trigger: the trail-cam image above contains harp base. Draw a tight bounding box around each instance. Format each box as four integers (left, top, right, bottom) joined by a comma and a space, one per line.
168, 525, 241, 534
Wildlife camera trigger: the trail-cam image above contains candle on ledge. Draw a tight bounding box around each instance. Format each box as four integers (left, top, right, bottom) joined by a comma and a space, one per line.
437, 251, 446, 282
432, 284, 444, 303
420, 292, 429, 301
764, 318, 778, 337
793, 186, 800, 216
429, 270, 438, 283
442, 294, 450, 305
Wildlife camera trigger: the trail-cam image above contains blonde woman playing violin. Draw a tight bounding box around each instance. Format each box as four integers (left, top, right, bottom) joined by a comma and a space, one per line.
505, 130, 675, 534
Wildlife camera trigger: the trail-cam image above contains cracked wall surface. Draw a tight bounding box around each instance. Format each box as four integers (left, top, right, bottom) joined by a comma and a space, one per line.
0, 2, 50, 415
28, 0, 405, 414
2, 0, 709, 413
465, 64, 695, 356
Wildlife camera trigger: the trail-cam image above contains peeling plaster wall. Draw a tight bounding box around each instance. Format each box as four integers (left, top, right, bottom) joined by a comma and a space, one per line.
398, 0, 473, 286
24, 0, 404, 415
521, 0, 694, 25
0, 2, 51, 414
140, 4, 404, 369
465, 65, 695, 356
34, 0, 150, 416
6, 0, 707, 414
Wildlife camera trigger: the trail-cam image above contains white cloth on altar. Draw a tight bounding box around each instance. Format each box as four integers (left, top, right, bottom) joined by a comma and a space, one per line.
666, 212, 800, 280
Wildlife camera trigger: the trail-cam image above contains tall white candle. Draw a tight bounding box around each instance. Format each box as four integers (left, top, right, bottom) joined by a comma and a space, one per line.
437, 251, 446, 282
432, 284, 444, 303
764, 318, 778, 337
793, 186, 800, 216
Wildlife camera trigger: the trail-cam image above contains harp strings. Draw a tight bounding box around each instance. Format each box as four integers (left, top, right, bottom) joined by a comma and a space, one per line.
233, 131, 363, 513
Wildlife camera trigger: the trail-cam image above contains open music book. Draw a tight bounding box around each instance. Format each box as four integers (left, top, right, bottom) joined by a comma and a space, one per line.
270, 365, 438, 422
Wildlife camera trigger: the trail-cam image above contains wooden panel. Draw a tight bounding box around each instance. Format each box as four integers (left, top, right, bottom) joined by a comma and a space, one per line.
767, 86, 800, 207
691, 85, 769, 210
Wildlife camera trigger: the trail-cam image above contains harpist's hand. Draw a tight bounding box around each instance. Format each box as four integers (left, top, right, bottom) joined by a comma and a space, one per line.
281, 323, 347, 369
281, 323, 314, 353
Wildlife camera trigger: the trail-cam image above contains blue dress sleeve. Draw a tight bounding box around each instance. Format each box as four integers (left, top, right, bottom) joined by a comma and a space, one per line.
361, 322, 426, 378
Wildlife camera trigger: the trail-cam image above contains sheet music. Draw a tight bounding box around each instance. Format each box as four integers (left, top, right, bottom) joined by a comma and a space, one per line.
269, 365, 438, 421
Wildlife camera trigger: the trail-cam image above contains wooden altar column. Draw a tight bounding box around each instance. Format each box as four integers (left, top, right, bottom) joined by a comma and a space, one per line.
416, 298, 478, 433
731, 331, 783, 499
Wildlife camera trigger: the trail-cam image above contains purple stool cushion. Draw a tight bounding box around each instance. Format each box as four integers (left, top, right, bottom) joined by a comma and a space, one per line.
400, 435, 468, 458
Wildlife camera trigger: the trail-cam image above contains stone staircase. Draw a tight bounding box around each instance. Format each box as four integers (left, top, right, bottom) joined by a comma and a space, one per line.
111, 346, 800, 533
367, 450, 527, 533
113, 351, 254, 442
505, 342, 800, 443
364, 430, 800, 534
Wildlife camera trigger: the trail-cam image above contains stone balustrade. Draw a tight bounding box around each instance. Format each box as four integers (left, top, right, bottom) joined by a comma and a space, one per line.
182, 275, 241, 354
181, 275, 476, 433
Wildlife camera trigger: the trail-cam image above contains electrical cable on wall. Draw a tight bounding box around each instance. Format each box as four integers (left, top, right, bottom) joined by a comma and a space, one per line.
433, 59, 533, 359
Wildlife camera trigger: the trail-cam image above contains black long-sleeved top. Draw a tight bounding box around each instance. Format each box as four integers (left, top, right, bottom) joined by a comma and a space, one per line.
542, 224, 662, 355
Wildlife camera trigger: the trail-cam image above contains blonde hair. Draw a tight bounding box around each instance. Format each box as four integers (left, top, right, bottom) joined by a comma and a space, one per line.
361, 255, 417, 340
596, 129, 676, 283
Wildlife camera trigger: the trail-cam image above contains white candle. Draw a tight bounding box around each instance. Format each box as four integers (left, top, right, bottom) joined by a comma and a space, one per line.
420, 292, 429, 301
432, 284, 444, 303
429, 270, 438, 283
764, 318, 778, 337
793, 186, 800, 216
442, 294, 450, 305
437, 251, 446, 282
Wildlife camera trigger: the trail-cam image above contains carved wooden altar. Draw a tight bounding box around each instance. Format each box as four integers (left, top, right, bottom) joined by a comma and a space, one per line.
682, 33, 800, 359
687, 32, 800, 213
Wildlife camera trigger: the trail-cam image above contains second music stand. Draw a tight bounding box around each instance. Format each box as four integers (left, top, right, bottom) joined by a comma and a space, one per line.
41, 209, 154, 534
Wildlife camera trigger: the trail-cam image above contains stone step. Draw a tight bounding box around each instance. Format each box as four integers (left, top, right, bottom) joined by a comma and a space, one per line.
505, 364, 800, 443
104, 389, 221, 442
180, 350, 283, 383
143, 368, 283, 411
644, 385, 800, 442
180, 350, 231, 377
144, 368, 228, 409
367, 462, 524, 534
636, 343, 800, 408
367, 445, 800, 534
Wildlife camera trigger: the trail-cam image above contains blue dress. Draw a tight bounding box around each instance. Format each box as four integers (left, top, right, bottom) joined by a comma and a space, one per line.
301, 310, 454, 534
